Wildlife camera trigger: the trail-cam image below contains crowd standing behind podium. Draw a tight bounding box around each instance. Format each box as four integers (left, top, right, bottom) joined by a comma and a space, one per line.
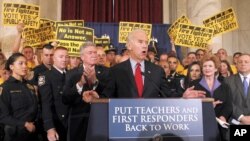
0, 24, 249, 141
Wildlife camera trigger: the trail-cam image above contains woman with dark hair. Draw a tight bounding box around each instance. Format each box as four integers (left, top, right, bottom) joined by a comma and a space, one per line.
182, 62, 202, 89
218, 60, 234, 82
0, 53, 38, 141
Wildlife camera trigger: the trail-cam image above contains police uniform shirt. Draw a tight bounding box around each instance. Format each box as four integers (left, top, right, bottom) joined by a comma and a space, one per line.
30, 63, 50, 85
166, 72, 185, 96
0, 76, 38, 127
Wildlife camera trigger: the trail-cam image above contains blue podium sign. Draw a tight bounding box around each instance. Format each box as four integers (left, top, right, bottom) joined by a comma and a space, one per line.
109, 99, 203, 141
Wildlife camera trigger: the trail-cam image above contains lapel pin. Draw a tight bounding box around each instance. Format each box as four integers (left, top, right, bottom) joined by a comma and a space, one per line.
147, 71, 151, 74
97, 71, 101, 74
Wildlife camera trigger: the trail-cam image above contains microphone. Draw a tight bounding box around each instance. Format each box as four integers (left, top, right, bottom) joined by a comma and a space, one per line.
141, 71, 168, 98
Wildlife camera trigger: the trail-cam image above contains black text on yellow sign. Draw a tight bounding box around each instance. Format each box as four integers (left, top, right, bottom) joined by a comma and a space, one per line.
55, 20, 84, 29
203, 8, 239, 36
2, 2, 40, 28
40, 18, 56, 29
56, 26, 94, 56
22, 22, 55, 47
40, 19, 84, 33
175, 24, 214, 49
168, 15, 191, 40
59, 41, 82, 57
94, 38, 110, 46
119, 22, 152, 43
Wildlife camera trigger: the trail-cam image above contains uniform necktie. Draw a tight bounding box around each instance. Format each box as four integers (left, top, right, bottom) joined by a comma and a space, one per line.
135, 63, 143, 97
243, 77, 248, 97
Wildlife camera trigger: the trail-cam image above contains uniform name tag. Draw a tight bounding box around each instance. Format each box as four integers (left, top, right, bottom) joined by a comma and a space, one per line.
10, 90, 22, 93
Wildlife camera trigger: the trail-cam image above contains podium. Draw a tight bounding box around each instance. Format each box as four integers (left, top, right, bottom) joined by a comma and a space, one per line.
86, 98, 220, 141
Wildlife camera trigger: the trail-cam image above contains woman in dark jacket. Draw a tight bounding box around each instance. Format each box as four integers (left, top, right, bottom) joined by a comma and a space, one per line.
218, 60, 234, 82
182, 61, 202, 90
192, 55, 232, 141
0, 53, 38, 141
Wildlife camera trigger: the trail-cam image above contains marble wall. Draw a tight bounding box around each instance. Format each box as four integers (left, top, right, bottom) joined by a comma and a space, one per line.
222, 0, 250, 54
168, 0, 250, 56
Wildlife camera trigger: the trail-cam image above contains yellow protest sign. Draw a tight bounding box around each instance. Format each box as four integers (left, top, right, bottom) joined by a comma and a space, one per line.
22, 22, 55, 47
119, 21, 152, 43
2, 2, 40, 28
94, 38, 110, 46
56, 26, 94, 57
40, 18, 55, 27
175, 24, 214, 49
40, 19, 84, 33
40, 18, 53, 24
55, 20, 84, 30
203, 8, 239, 36
167, 16, 191, 40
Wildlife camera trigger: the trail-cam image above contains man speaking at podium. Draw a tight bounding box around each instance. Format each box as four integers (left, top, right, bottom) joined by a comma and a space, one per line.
83, 29, 205, 102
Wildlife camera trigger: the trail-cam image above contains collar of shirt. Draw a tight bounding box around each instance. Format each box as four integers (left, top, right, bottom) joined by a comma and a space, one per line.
199, 76, 221, 96
53, 65, 66, 74
239, 73, 250, 85
8, 76, 26, 84
129, 58, 145, 75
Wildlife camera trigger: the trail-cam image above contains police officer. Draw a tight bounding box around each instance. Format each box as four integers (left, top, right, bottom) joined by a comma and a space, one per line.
30, 43, 54, 141
0, 53, 38, 141
38, 47, 69, 141
31, 43, 54, 85
63, 42, 109, 141
166, 55, 185, 97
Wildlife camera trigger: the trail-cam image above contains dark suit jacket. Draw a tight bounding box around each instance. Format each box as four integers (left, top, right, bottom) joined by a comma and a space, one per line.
62, 65, 109, 141
102, 59, 179, 98
192, 78, 232, 120
62, 65, 109, 115
225, 74, 250, 119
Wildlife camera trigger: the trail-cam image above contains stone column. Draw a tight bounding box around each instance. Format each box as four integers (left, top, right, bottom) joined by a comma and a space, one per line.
39, 0, 62, 21
163, 0, 170, 24
222, 0, 250, 55
187, 0, 221, 53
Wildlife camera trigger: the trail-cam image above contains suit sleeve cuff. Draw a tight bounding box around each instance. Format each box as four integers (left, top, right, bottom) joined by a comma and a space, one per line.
44, 120, 55, 131
76, 83, 83, 94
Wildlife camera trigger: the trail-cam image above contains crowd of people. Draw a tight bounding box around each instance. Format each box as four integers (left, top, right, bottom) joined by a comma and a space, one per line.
0, 25, 249, 141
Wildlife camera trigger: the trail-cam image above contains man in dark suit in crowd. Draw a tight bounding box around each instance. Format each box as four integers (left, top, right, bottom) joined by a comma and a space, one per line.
225, 54, 250, 125
38, 47, 69, 141
83, 29, 205, 102
62, 42, 109, 141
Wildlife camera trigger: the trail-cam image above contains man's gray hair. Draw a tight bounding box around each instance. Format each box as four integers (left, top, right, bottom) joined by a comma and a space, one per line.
80, 41, 96, 54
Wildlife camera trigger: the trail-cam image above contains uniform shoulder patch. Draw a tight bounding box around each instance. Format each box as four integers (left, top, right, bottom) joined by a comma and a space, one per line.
38, 76, 45, 86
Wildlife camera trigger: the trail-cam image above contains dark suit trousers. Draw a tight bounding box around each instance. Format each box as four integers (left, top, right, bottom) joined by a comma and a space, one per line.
69, 116, 89, 141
